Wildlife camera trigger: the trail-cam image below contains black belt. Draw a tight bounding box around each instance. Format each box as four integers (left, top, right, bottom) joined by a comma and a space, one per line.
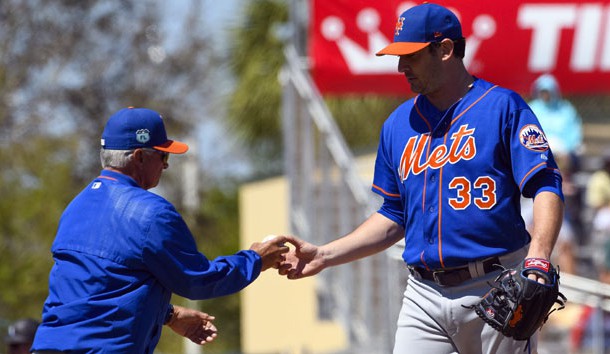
409, 256, 501, 287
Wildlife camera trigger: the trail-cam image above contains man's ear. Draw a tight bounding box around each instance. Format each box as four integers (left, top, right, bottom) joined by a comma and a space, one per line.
132, 148, 144, 164
440, 38, 454, 60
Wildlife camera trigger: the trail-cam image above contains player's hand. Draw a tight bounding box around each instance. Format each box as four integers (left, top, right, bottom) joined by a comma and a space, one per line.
524, 251, 551, 284
524, 261, 548, 284
249, 235, 298, 271
278, 237, 324, 279
167, 305, 217, 345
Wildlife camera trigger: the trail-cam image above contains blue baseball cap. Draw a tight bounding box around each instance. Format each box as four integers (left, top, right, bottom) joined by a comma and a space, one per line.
376, 3, 462, 56
101, 107, 189, 154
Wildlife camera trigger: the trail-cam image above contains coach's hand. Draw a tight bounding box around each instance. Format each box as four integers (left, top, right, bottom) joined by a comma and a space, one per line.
167, 305, 218, 345
250, 235, 300, 271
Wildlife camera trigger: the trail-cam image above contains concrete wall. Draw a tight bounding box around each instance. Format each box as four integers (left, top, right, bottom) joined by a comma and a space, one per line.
239, 177, 347, 354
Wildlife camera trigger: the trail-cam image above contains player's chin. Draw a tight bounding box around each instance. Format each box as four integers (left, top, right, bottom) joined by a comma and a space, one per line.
407, 81, 423, 94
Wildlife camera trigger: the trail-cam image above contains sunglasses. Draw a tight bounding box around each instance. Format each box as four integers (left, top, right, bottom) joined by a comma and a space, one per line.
158, 151, 169, 164
143, 148, 169, 164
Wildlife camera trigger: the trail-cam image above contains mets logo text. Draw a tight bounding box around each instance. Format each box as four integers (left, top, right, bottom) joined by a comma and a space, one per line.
398, 124, 476, 181
394, 16, 405, 36
519, 125, 548, 152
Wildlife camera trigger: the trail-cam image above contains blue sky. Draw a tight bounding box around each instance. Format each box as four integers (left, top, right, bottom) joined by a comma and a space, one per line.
160, 0, 252, 179
161, 0, 244, 51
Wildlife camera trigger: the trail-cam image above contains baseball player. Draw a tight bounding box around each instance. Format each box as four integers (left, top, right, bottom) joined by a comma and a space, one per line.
281, 3, 564, 353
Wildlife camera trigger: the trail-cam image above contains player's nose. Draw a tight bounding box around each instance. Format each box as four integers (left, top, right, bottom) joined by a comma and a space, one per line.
398, 57, 411, 74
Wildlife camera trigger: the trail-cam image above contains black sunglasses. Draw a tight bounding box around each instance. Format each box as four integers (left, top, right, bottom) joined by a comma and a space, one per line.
143, 148, 169, 164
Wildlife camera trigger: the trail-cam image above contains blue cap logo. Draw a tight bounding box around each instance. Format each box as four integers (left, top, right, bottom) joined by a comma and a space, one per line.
136, 129, 151, 144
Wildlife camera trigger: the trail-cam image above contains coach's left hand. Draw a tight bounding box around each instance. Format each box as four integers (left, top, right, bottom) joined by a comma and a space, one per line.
167, 305, 218, 345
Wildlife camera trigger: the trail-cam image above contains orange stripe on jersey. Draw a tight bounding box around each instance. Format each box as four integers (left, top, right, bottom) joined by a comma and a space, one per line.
519, 164, 556, 190
97, 175, 118, 181
413, 96, 434, 132
420, 251, 431, 271
414, 96, 434, 213
372, 184, 401, 198
451, 85, 498, 124
436, 85, 497, 268
438, 169, 445, 268
437, 131, 450, 268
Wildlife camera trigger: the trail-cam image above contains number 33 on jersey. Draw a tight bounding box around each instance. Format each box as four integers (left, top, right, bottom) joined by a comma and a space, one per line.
371, 78, 561, 269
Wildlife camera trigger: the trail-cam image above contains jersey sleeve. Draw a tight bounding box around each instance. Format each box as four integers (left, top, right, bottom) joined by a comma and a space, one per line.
522, 167, 564, 200
378, 198, 405, 228
142, 204, 261, 299
372, 118, 401, 201
506, 104, 562, 194
371, 116, 406, 228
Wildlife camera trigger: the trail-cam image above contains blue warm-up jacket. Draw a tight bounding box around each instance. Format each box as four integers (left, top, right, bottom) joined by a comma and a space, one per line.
32, 169, 261, 353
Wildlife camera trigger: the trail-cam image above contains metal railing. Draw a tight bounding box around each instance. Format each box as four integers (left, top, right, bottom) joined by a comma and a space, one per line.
280, 44, 405, 354
554, 273, 610, 354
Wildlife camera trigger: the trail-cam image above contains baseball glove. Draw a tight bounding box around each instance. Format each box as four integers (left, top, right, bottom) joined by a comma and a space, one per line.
468, 258, 567, 340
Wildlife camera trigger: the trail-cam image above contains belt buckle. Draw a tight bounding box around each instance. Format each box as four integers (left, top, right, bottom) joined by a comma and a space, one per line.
432, 269, 446, 285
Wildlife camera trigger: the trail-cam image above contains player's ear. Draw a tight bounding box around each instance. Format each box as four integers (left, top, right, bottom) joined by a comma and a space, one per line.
439, 38, 454, 60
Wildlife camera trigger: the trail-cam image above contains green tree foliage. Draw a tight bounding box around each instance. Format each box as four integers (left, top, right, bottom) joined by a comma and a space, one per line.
0, 0, 219, 178
0, 1, 232, 352
325, 95, 405, 153
227, 0, 289, 178
0, 137, 81, 316
187, 188, 243, 353
156, 187, 242, 353
228, 0, 404, 178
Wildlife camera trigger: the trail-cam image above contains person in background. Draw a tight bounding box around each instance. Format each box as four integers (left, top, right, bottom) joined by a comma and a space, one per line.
586, 150, 610, 221
524, 77, 582, 271
529, 73, 583, 170
530, 73, 585, 246
525, 76, 583, 271
585, 149, 610, 268
5, 318, 39, 354
31, 107, 296, 353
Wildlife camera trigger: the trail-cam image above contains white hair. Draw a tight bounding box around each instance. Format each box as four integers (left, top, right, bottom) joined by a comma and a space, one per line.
100, 149, 134, 169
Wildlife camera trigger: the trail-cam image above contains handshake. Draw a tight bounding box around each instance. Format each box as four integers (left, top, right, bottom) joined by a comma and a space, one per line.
249, 234, 318, 278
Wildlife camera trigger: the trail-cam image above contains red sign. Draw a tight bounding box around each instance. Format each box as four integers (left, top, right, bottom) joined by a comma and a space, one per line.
310, 1, 610, 96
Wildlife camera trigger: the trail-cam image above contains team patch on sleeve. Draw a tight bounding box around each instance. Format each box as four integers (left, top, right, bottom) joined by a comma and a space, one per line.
519, 124, 549, 152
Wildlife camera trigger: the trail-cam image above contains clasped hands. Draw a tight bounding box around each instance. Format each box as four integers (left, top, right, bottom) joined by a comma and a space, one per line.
249, 234, 320, 279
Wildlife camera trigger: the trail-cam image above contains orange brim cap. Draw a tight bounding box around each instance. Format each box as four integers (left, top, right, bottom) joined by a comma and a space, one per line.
376, 42, 431, 56
154, 140, 189, 154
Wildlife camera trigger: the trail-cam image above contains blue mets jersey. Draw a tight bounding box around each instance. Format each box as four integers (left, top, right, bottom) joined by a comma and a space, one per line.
372, 78, 562, 269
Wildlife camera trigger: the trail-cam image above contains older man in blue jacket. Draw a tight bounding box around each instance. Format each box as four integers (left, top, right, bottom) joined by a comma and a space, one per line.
32, 107, 294, 353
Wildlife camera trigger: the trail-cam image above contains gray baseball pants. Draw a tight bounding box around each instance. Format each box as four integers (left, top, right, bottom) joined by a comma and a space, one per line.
393, 246, 536, 354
